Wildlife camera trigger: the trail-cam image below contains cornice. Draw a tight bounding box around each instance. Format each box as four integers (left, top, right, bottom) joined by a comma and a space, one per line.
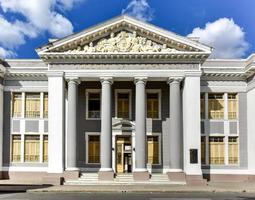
39, 51, 209, 64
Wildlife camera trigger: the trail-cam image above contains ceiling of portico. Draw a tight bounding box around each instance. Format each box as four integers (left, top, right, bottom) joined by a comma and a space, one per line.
36, 15, 212, 62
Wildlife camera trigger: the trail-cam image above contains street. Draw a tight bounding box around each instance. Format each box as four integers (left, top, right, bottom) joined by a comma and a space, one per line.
0, 192, 255, 200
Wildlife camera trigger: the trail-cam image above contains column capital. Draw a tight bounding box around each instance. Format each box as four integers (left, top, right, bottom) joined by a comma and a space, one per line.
100, 76, 113, 85
167, 77, 183, 85
134, 76, 148, 84
67, 77, 81, 85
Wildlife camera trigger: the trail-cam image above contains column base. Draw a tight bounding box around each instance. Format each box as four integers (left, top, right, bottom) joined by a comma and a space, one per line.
64, 170, 80, 181
167, 172, 186, 182
98, 170, 114, 181
133, 171, 150, 181
186, 175, 207, 186
42, 173, 64, 185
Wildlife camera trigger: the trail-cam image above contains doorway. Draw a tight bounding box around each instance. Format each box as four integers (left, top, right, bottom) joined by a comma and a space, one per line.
116, 136, 132, 173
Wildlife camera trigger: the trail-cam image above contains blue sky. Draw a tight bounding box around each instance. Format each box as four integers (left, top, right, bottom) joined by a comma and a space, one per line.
0, 0, 254, 59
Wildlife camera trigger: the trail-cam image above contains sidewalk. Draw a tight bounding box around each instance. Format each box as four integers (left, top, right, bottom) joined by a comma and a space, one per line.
0, 179, 254, 193
27, 182, 255, 193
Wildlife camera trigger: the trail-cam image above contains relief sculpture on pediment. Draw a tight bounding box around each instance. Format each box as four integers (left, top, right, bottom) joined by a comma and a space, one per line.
68, 31, 179, 53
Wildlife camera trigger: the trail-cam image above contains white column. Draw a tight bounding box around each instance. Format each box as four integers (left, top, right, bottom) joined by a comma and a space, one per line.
66, 78, 80, 171
247, 88, 255, 174
168, 77, 183, 171
182, 74, 202, 175
98, 77, 114, 180
134, 77, 147, 171
0, 84, 3, 175
47, 72, 65, 173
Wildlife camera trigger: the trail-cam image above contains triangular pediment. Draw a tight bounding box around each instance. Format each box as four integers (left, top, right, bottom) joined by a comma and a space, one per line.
36, 15, 212, 61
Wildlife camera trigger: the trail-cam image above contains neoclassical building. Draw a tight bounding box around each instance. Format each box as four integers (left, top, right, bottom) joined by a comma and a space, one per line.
0, 15, 255, 185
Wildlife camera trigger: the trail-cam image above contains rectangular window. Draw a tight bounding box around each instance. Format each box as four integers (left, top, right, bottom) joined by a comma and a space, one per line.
209, 137, 225, 165
43, 93, 48, 118
201, 136, 206, 164
228, 137, 238, 164
24, 135, 40, 162
208, 93, 224, 119
117, 93, 130, 119
147, 93, 159, 119
88, 93, 100, 119
25, 93, 40, 118
228, 94, 238, 119
200, 93, 205, 119
12, 93, 22, 118
147, 136, 159, 164
88, 135, 100, 163
11, 135, 21, 162
43, 135, 48, 162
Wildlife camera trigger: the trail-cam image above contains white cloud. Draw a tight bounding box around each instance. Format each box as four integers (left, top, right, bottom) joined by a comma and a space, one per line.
0, 47, 16, 59
122, 0, 154, 22
0, 0, 83, 58
188, 18, 249, 59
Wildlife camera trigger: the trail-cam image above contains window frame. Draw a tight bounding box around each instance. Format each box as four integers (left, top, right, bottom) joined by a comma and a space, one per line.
115, 89, 132, 120
85, 132, 101, 165
228, 93, 239, 120
146, 89, 161, 120
208, 93, 225, 120
147, 132, 161, 166
228, 136, 239, 165
85, 89, 101, 120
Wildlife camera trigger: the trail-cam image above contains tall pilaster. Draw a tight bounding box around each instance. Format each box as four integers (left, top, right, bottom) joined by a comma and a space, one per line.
66, 78, 80, 173
168, 77, 183, 171
98, 77, 114, 180
47, 72, 65, 173
134, 77, 149, 181
182, 74, 202, 176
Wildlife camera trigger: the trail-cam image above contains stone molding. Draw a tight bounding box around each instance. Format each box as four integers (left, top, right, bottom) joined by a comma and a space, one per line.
167, 77, 184, 84
134, 76, 148, 84
100, 76, 113, 84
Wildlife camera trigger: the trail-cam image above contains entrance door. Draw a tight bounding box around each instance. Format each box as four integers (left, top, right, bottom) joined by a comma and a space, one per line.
116, 136, 132, 173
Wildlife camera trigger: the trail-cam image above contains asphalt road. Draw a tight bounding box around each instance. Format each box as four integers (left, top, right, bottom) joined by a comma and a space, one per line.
0, 192, 255, 200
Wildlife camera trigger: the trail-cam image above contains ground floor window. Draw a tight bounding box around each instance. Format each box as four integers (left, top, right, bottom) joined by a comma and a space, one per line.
209, 137, 225, 165
201, 135, 239, 165
147, 136, 160, 165
201, 136, 206, 164
228, 137, 239, 164
24, 135, 40, 162
11, 135, 21, 162
43, 135, 48, 162
11, 134, 48, 163
88, 135, 100, 164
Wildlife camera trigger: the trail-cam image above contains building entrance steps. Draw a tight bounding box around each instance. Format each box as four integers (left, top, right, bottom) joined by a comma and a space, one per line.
64, 172, 186, 185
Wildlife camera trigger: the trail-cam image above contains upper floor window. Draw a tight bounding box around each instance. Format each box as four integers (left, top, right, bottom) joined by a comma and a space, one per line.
25, 93, 40, 118
117, 93, 130, 119
43, 93, 48, 118
12, 93, 22, 118
87, 92, 100, 119
208, 93, 224, 119
228, 94, 238, 119
147, 93, 159, 119
200, 93, 205, 119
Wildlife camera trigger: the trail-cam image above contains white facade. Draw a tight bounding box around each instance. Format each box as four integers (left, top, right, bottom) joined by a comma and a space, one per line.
0, 16, 255, 184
